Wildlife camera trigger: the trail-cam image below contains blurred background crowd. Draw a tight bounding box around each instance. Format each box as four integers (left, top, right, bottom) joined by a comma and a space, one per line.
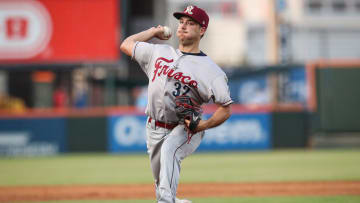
1, 0, 359, 112
0, 0, 360, 156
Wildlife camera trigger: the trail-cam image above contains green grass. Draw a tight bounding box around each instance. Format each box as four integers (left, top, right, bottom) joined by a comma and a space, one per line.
181, 149, 360, 183
1, 149, 360, 203
19, 196, 360, 203
0, 153, 152, 186
1, 149, 360, 186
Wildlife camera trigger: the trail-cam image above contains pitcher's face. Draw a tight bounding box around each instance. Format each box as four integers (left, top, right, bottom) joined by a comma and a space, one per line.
176, 16, 205, 46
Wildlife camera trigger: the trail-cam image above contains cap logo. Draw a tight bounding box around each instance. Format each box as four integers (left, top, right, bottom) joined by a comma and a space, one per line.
185, 6, 194, 15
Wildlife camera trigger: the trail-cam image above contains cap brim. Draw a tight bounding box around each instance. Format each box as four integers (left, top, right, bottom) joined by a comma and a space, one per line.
173, 12, 201, 25
173, 12, 188, 19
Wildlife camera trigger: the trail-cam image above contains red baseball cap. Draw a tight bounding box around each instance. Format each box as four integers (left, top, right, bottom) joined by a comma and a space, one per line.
173, 5, 209, 28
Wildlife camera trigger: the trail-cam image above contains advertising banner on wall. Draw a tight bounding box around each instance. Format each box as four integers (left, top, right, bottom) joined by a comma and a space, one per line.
108, 115, 148, 153
0, 0, 119, 63
0, 117, 66, 156
108, 113, 271, 153
199, 113, 271, 151
229, 74, 271, 105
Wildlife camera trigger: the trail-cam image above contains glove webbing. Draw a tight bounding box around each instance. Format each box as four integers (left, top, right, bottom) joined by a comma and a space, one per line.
174, 95, 202, 144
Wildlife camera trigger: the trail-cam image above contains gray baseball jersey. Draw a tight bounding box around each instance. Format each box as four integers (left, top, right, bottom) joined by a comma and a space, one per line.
133, 41, 233, 123
133, 41, 233, 203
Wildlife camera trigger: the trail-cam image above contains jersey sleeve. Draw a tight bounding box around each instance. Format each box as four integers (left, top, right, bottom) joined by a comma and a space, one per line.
132, 41, 155, 77
208, 75, 233, 106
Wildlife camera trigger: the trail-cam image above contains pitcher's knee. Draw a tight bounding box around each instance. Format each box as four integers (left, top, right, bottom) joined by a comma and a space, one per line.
162, 143, 187, 161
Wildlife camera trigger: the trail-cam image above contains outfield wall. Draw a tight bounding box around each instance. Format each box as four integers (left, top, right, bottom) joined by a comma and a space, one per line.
0, 106, 307, 156
0, 116, 66, 156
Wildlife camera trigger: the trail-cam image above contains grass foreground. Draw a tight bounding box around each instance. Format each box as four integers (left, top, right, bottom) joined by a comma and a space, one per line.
22, 196, 360, 203
1, 149, 360, 203
1, 149, 360, 186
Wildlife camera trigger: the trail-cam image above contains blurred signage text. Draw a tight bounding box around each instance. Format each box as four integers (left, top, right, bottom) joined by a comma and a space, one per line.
0, 0, 119, 63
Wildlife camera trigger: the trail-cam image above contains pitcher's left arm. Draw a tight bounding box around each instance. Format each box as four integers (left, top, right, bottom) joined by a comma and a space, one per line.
185, 104, 231, 133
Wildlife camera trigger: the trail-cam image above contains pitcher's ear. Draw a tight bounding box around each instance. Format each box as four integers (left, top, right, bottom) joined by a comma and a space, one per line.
200, 27, 206, 38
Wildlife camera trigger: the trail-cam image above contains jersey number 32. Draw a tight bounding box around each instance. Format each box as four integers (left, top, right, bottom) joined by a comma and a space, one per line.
173, 82, 190, 96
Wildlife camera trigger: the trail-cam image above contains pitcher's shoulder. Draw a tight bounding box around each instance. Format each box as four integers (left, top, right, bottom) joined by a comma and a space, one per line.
156, 43, 176, 51
198, 56, 226, 74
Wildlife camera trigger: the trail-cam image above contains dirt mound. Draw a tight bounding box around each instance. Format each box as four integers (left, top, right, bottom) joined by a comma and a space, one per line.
1, 181, 359, 202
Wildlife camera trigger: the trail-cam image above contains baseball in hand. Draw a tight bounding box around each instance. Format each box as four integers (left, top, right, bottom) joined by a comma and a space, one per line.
163, 26, 172, 38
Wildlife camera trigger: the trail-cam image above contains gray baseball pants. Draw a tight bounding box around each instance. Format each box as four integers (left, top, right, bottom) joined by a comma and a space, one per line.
146, 117, 204, 203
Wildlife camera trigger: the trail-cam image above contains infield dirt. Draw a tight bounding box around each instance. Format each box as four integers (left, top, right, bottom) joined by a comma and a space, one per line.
1, 181, 360, 202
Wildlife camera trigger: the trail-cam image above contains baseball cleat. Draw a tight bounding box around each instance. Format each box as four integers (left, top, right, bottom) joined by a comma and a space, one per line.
175, 197, 192, 203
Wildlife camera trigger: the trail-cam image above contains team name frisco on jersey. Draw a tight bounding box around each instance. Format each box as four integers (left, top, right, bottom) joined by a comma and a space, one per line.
152, 57, 198, 88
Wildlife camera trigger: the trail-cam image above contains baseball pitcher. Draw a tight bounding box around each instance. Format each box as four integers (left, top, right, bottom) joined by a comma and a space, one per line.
120, 5, 233, 203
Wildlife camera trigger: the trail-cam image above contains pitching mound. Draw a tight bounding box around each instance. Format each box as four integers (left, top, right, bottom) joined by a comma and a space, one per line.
1, 181, 360, 202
